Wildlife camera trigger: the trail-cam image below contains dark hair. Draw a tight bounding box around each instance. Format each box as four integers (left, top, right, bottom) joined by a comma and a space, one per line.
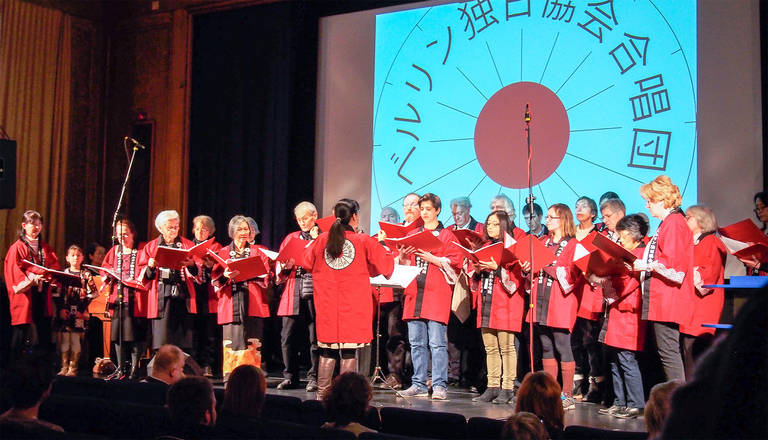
522, 202, 543, 217
3, 354, 54, 410
114, 217, 137, 238
327, 199, 358, 259
324, 372, 372, 426
86, 242, 104, 257
515, 372, 564, 438
615, 213, 649, 242
418, 193, 441, 212
67, 244, 84, 256
599, 191, 620, 204
18, 209, 43, 239
222, 365, 266, 418
576, 196, 598, 221
167, 377, 215, 433
754, 191, 768, 226
484, 210, 510, 242
501, 411, 549, 440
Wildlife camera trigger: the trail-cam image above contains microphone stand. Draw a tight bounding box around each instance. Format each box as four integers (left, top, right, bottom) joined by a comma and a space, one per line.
106, 138, 141, 380
525, 104, 536, 374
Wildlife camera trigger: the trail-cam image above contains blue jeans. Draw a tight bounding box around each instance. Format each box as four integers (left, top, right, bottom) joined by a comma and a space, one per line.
407, 319, 448, 390
610, 348, 644, 408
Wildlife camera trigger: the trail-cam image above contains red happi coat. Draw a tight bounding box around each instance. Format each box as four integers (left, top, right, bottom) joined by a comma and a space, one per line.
193, 240, 223, 314
680, 233, 726, 336
102, 243, 148, 317
599, 246, 646, 351
577, 228, 616, 321
305, 230, 394, 344
212, 243, 272, 324
276, 231, 311, 316
402, 227, 463, 325
528, 237, 583, 332
139, 236, 198, 318
446, 217, 485, 235
470, 242, 526, 332
641, 212, 695, 325
4, 238, 61, 325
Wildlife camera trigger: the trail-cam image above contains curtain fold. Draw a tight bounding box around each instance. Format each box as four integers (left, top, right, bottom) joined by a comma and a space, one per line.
0, 0, 71, 267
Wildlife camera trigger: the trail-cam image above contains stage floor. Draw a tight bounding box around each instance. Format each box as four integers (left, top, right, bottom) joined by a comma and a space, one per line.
252, 376, 647, 433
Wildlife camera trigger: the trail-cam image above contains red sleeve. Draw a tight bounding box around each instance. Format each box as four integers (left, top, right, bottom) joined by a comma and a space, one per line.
656, 215, 693, 274
695, 235, 726, 285
4, 241, 32, 294
365, 235, 395, 278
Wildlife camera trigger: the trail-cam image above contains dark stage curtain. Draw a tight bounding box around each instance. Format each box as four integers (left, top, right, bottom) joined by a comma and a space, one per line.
189, 2, 318, 250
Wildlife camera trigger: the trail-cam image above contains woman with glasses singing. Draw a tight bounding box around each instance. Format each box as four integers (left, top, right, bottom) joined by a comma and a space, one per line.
529, 203, 584, 411
738, 191, 768, 275
631, 175, 694, 383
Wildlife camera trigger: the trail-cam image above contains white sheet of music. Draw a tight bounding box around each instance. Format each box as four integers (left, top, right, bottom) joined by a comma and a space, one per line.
370, 264, 422, 288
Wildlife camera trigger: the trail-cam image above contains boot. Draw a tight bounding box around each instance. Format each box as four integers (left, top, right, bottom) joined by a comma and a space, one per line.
316, 356, 337, 401
492, 388, 515, 404
585, 376, 605, 403
129, 347, 140, 380
340, 357, 357, 375
472, 386, 500, 402
59, 351, 70, 375
67, 352, 80, 376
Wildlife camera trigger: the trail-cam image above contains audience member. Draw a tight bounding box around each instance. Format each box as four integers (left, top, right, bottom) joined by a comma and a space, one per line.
501, 411, 549, 440
145, 344, 186, 387
644, 380, 681, 439
514, 372, 564, 440
0, 355, 64, 438
166, 376, 217, 439
661, 292, 768, 439
322, 372, 376, 436
215, 364, 267, 437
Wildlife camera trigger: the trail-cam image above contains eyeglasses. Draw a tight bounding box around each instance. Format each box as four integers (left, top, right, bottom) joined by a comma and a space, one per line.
545, 216, 560, 221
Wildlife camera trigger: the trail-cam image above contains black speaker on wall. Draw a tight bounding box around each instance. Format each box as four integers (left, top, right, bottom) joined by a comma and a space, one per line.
0, 139, 16, 209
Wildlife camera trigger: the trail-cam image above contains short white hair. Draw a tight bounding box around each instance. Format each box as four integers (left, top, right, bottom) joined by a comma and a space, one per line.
294, 201, 317, 216
450, 197, 472, 209
228, 215, 252, 239
154, 210, 180, 232
491, 194, 516, 219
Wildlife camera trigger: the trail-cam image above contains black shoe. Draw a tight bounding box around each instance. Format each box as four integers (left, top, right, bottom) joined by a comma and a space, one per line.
472, 387, 500, 402
572, 376, 585, 399
277, 379, 298, 390
614, 407, 642, 419
305, 379, 318, 392
585, 377, 605, 403
492, 388, 514, 404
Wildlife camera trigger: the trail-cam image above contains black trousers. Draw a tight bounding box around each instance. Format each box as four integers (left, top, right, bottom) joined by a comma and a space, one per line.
193, 312, 221, 370
280, 297, 318, 382
572, 317, 605, 377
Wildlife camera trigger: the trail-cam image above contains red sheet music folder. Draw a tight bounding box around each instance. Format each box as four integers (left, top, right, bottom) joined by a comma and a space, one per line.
385, 230, 443, 253
207, 250, 269, 283
378, 217, 424, 239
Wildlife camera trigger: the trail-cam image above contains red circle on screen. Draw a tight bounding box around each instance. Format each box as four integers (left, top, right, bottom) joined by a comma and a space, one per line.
474, 82, 570, 189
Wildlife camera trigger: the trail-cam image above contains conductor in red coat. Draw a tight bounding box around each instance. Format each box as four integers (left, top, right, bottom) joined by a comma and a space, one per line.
634, 175, 695, 382
139, 210, 199, 352
3, 210, 61, 356
305, 199, 395, 399
680, 204, 726, 380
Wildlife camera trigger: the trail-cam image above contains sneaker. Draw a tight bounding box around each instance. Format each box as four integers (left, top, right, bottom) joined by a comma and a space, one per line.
305, 379, 318, 392
492, 388, 514, 404
472, 387, 500, 402
598, 405, 626, 415
431, 386, 448, 400
400, 385, 429, 397
614, 407, 643, 419
561, 393, 576, 411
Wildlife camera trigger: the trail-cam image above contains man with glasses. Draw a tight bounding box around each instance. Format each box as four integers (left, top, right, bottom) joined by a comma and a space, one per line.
599, 198, 626, 242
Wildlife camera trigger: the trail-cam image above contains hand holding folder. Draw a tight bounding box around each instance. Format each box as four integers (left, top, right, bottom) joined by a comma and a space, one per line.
275, 237, 312, 269
385, 230, 443, 253
20, 260, 82, 288
207, 249, 269, 283
451, 228, 485, 249
512, 236, 556, 274
83, 264, 147, 291
718, 219, 768, 262
154, 238, 215, 269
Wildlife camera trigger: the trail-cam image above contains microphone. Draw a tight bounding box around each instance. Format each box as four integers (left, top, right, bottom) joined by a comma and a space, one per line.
124, 136, 146, 149
524, 103, 531, 123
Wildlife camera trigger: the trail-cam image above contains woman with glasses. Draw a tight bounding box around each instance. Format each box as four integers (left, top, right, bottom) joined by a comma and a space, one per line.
140, 210, 199, 353
529, 203, 584, 410
632, 175, 694, 383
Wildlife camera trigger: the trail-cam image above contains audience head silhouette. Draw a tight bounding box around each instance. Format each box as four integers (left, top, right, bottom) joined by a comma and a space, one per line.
514, 372, 564, 439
